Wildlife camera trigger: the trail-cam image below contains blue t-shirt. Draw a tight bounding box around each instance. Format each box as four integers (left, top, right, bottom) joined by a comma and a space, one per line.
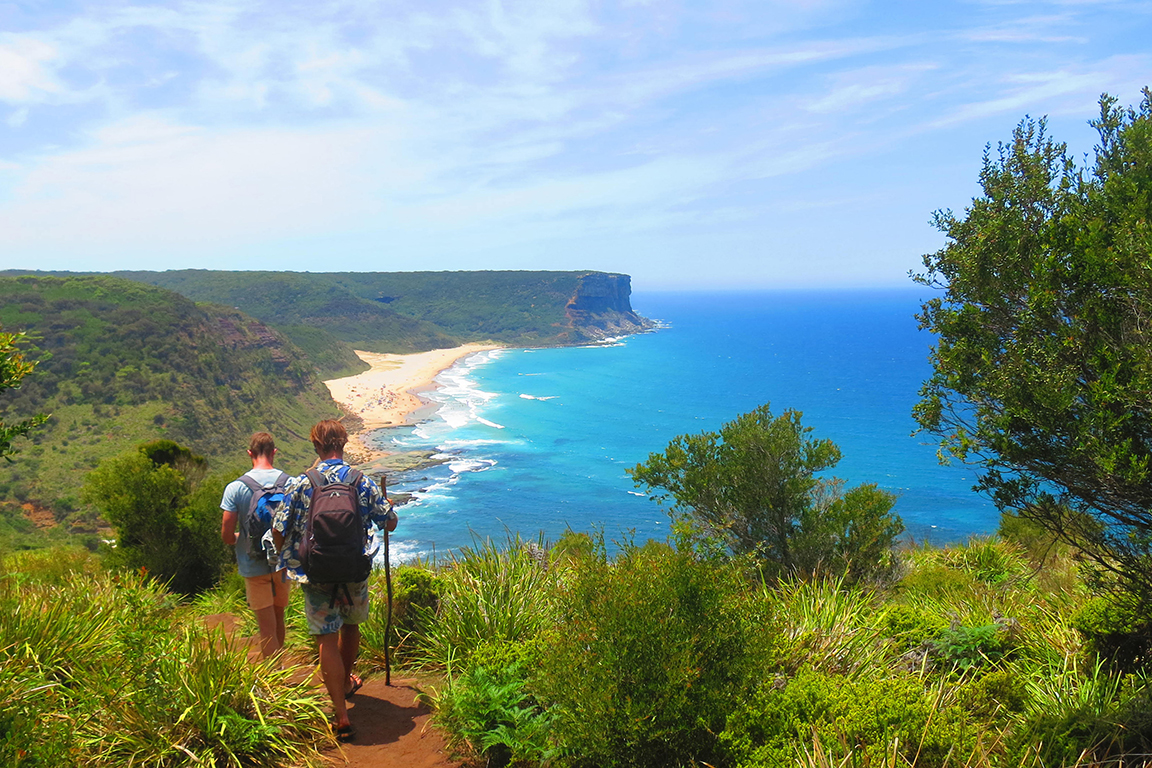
220, 468, 285, 578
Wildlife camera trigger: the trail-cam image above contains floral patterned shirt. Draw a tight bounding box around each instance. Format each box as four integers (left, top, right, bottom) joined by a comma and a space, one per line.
270, 458, 396, 584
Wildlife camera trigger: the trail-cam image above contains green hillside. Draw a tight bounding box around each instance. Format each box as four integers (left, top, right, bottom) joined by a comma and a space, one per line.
323, 271, 586, 342
2, 268, 652, 354
113, 269, 641, 346
0, 275, 342, 544
113, 269, 462, 356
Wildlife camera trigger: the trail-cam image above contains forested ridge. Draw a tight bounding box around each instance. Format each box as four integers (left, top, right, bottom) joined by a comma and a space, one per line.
109, 269, 641, 348
0, 274, 340, 544
112, 269, 462, 359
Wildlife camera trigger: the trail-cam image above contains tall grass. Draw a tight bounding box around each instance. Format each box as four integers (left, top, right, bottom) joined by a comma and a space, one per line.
86, 625, 331, 767
765, 576, 892, 676
410, 534, 558, 669
0, 553, 333, 767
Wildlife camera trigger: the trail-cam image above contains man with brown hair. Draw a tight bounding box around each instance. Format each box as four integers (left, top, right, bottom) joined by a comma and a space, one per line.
220, 431, 292, 659
271, 419, 397, 742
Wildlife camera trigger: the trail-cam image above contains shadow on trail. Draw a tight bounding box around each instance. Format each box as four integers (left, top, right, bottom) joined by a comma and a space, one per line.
347, 684, 423, 745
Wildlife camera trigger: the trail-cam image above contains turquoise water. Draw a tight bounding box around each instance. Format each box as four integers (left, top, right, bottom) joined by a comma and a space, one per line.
372, 289, 997, 561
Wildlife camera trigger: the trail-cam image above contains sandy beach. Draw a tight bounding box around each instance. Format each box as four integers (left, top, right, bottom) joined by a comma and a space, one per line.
324, 343, 501, 461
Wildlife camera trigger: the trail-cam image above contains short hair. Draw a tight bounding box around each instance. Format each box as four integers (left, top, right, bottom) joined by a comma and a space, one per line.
248, 432, 276, 458
310, 420, 348, 456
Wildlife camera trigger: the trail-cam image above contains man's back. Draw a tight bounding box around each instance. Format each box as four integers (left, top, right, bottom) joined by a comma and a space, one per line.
221, 467, 286, 577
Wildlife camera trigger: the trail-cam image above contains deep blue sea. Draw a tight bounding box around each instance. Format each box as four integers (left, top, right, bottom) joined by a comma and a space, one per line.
370, 289, 998, 561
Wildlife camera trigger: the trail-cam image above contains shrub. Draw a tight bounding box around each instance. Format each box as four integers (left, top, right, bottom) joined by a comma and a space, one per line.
931, 623, 1009, 671
82, 447, 230, 594
956, 667, 1029, 721
719, 667, 975, 768
877, 603, 946, 653
1074, 593, 1152, 672
533, 539, 752, 768
392, 564, 444, 637
1012, 657, 1152, 765
430, 662, 552, 767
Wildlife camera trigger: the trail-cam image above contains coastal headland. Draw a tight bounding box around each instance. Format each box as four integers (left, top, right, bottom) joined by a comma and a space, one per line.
324, 343, 501, 465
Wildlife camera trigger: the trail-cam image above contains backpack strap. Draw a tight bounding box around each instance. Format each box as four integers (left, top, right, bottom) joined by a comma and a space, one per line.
238, 475, 263, 493
304, 468, 327, 492
239, 473, 288, 492
327, 582, 354, 609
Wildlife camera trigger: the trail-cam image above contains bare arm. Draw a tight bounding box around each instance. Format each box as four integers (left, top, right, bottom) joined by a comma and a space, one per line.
221, 509, 238, 545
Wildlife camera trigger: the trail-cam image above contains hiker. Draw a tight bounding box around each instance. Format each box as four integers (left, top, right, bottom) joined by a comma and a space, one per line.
271, 419, 398, 742
219, 431, 292, 659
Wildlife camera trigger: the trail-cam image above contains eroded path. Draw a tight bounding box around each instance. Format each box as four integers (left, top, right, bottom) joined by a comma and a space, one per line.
324, 676, 459, 767
203, 615, 460, 767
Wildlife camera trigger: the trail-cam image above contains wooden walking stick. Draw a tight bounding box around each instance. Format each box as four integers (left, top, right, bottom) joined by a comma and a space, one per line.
384, 514, 394, 686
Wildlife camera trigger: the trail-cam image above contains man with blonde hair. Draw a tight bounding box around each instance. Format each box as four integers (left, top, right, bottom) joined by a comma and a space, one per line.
220, 431, 291, 658
272, 419, 397, 742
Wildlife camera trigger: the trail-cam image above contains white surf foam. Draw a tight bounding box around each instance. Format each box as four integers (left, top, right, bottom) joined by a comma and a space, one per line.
447, 457, 496, 473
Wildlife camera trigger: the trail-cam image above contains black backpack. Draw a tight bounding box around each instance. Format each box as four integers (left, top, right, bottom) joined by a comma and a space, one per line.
299, 468, 374, 585
238, 472, 289, 561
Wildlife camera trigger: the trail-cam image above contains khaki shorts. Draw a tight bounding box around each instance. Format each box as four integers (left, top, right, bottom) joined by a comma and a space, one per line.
301, 580, 369, 636
244, 570, 292, 612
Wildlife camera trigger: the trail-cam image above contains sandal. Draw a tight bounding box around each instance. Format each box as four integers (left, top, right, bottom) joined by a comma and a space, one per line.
335, 723, 356, 743
345, 673, 364, 698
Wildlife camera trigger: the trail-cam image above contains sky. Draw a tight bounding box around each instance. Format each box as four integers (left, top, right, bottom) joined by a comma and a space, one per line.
0, 1, 1149, 290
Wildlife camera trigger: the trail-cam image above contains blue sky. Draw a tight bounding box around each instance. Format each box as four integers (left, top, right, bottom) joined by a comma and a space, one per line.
0, 1, 1149, 290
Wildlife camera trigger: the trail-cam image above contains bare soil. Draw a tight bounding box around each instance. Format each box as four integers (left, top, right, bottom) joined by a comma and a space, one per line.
325, 676, 460, 768
201, 614, 462, 767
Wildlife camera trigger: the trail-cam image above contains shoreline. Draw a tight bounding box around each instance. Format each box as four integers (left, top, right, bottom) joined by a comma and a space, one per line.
323, 343, 502, 464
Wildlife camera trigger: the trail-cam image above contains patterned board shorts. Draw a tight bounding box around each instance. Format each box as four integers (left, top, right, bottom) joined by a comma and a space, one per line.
301, 580, 370, 636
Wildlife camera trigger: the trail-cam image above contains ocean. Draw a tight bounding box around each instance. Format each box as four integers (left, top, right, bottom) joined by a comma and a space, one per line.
370, 289, 998, 561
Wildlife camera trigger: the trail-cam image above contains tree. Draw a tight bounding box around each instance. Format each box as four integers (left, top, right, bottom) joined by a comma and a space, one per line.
914, 89, 1152, 593
83, 441, 228, 593
629, 404, 903, 580
0, 326, 48, 461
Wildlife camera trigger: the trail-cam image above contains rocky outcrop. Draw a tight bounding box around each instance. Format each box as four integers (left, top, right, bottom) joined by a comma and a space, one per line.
213, 312, 294, 372
565, 273, 655, 341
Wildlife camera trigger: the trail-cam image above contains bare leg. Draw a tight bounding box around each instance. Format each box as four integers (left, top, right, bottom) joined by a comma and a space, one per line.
253, 605, 279, 659
317, 633, 349, 728
273, 605, 287, 650
339, 624, 361, 693
272, 571, 289, 651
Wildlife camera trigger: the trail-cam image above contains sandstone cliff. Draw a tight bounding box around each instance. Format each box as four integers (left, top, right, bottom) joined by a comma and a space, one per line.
565, 272, 655, 341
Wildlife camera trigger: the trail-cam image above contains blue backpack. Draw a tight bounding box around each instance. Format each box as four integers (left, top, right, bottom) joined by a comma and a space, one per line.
238, 472, 290, 561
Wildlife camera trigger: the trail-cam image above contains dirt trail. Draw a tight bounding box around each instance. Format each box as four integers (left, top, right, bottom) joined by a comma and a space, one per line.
325, 676, 459, 767
202, 615, 461, 767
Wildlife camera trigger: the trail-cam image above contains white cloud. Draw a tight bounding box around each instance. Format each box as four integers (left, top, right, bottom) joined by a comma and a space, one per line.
0, 0, 1149, 285
0, 115, 399, 250
0, 36, 63, 103
925, 57, 1147, 129
805, 63, 936, 114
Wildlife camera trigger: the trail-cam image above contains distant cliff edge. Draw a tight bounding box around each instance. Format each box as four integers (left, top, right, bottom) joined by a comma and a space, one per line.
565, 272, 655, 341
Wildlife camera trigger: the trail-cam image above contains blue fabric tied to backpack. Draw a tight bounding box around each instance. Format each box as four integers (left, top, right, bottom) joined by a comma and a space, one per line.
239, 472, 289, 566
